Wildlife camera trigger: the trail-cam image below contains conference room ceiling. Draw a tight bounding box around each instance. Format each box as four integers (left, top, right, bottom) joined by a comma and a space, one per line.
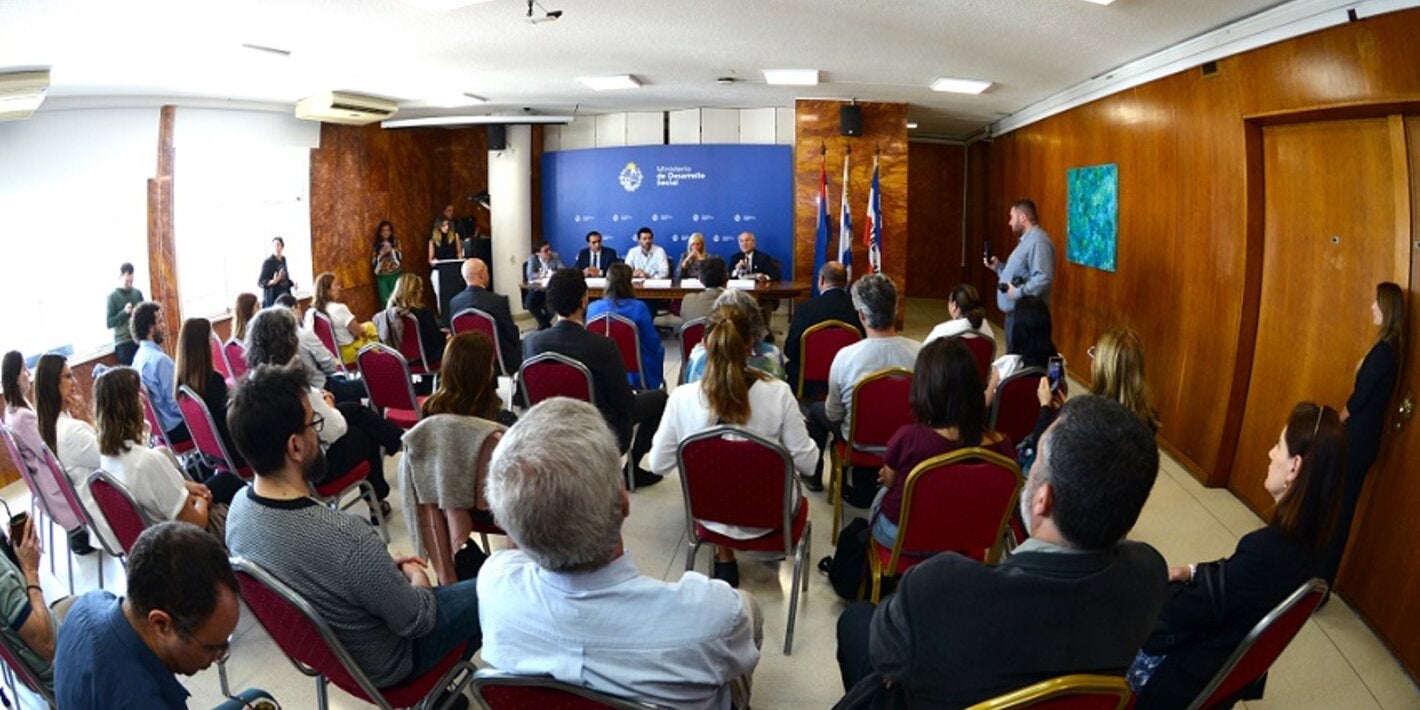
1, 0, 1290, 140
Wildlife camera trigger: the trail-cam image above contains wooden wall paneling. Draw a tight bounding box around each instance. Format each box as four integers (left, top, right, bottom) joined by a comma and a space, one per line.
906, 142, 966, 299
147, 105, 181, 354
530, 125, 544, 245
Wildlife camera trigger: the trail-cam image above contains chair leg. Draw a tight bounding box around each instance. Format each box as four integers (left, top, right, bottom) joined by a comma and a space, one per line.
784, 520, 811, 655
479, 533, 490, 554
46, 517, 55, 575
831, 460, 844, 546
66, 543, 74, 596
218, 657, 231, 697
684, 539, 702, 572
315, 676, 330, 710
362, 482, 390, 544
97, 547, 104, 591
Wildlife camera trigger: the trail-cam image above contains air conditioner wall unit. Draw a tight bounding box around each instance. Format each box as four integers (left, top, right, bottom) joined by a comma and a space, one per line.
0, 70, 50, 122
295, 91, 397, 125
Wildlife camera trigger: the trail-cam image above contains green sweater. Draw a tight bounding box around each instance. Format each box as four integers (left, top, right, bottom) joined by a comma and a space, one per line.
105, 287, 144, 344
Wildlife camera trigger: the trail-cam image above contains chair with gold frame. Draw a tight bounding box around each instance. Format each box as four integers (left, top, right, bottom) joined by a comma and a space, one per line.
829, 367, 914, 544
964, 673, 1133, 710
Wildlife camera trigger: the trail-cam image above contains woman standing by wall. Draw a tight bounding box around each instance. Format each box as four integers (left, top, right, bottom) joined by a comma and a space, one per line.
372, 220, 403, 306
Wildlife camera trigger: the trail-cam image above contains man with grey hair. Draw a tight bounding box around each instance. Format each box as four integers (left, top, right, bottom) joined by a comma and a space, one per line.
478, 397, 762, 709
805, 273, 921, 502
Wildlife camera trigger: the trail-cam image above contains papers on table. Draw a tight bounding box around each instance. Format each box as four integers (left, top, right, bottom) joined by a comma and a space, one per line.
727, 279, 758, 290
642, 278, 673, 289
680, 278, 705, 289
586, 278, 609, 289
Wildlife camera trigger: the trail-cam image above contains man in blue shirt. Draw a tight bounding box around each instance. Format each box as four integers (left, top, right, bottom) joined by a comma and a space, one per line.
985, 199, 1056, 350
129, 301, 192, 445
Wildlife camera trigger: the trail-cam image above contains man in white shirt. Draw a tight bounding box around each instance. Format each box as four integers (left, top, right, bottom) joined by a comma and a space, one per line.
479, 398, 762, 710
623, 227, 669, 279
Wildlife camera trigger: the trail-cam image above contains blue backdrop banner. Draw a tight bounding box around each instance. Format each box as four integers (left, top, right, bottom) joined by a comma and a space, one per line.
541, 145, 794, 275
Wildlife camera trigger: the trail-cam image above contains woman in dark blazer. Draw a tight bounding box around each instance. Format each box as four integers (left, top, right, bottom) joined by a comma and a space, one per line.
1130, 402, 1345, 708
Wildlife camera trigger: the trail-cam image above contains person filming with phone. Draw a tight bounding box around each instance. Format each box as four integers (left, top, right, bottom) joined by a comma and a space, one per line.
984, 199, 1055, 350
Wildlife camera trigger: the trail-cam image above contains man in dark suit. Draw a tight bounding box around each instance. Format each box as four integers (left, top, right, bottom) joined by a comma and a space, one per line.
447, 258, 522, 376
784, 261, 864, 406
574, 231, 619, 278
523, 268, 667, 488
729, 231, 781, 281
836, 395, 1169, 708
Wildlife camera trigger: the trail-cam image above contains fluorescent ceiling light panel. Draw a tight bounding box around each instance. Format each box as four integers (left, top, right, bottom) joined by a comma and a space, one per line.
906, 122, 919, 129
392, 0, 498, 12
1078, 0, 1117, 5
0, 70, 50, 121
931, 76, 993, 94
763, 69, 820, 86
383, 115, 575, 128
578, 75, 641, 91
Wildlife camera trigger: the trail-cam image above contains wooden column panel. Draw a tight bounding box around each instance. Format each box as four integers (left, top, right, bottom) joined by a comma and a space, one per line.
146, 105, 181, 353
907, 142, 966, 298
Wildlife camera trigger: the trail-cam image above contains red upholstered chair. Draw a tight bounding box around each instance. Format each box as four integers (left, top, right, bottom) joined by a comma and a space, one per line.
356, 343, 426, 430
0, 620, 56, 708
830, 368, 914, 543
868, 447, 1023, 602
396, 312, 440, 376
139, 388, 197, 461
588, 313, 647, 390
964, 674, 1134, 710
211, 330, 234, 382
232, 558, 476, 710
796, 319, 861, 400
310, 460, 388, 543
472, 670, 666, 709
1184, 578, 1329, 710
405, 430, 505, 584
517, 352, 595, 408
177, 386, 252, 480
86, 470, 157, 557
310, 310, 350, 374
676, 317, 708, 385
677, 426, 811, 654
990, 366, 1047, 446
451, 307, 509, 377
957, 332, 996, 381
37, 445, 118, 592
224, 338, 249, 380
1, 424, 60, 551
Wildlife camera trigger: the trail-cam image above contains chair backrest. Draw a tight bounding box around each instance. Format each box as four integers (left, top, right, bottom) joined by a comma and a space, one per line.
224, 338, 249, 379
176, 386, 244, 478
991, 366, 1047, 445
797, 319, 862, 398
407, 429, 504, 585
0, 424, 58, 522
892, 447, 1023, 568
677, 426, 796, 556
356, 343, 420, 417
38, 445, 121, 557
518, 352, 595, 408
309, 310, 347, 373
846, 368, 915, 454
451, 307, 507, 377
137, 389, 173, 450
957, 332, 996, 381
396, 311, 437, 370
1186, 578, 1329, 710
231, 558, 391, 707
210, 331, 233, 380
473, 670, 664, 709
86, 470, 155, 556
588, 313, 646, 389
0, 621, 56, 707
677, 318, 708, 384
965, 674, 1133, 710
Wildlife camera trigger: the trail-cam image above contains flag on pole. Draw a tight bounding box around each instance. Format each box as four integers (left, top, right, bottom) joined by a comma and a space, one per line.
864, 154, 882, 274
838, 151, 854, 281
812, 148, 831, 294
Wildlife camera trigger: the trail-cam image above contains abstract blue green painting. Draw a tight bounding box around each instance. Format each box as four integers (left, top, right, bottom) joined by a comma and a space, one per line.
1066, 163, 1118, 272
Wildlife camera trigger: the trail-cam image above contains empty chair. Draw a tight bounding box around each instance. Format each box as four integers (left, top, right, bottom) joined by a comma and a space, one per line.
138, 389, 196, 461
795, 319, 862, 400
355, 343, 424, 430
830, 368, 914, 543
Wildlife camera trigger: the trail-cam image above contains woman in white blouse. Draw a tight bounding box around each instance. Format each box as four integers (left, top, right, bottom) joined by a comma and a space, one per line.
309, 272, 377, 364
649, 305, 819, 588
33, 354, 111, 552
924, 283, 996, 345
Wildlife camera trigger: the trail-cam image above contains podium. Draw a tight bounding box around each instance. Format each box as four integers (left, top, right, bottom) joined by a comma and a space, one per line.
431, 258, 464, 318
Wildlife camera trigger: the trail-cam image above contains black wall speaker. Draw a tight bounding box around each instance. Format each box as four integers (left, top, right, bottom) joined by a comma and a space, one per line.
840, 105, 862, 137
487, 124, 507, 151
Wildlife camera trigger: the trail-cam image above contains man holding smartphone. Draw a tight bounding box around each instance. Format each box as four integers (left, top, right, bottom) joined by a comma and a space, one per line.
984, 199, 1055, 350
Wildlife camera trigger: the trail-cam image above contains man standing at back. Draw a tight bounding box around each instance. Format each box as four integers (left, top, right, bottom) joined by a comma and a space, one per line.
106, 263, 145, 365
129, 301, 191, 446
985, 199, 1055, 349
448, 258, 521, 376
784, 261, 864, 407
835, 395, 1168, 707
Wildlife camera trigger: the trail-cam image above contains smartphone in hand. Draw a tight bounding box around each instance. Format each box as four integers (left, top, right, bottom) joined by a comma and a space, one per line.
9, 511, 29, 545
1047, 356, 1065, 393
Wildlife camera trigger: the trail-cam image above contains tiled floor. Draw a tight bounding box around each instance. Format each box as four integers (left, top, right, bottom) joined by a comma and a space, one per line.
6, 297, 1416, 708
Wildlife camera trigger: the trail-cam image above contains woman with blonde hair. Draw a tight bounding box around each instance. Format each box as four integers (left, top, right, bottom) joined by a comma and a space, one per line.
1089, 327, 1160, 433
309, 272, 377, 364
648, 305, 818, 587
231, 292, 259, 342
427, 217, 464, 318
678, 232, 709, 280
383, 272, 446, 367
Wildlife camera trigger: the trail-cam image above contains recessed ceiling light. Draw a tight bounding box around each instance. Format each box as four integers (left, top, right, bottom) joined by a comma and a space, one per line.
392, 0, 499, 12
763, 69, 820, 86
906, 122, 919, 129
930, 77, 993, 94
578, 75, 642, 91
1078, 0, 1116, 5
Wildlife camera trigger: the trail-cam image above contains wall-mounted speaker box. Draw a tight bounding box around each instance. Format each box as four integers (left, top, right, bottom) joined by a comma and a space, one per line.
488, 124, 508, 151
840, 105, 862, 136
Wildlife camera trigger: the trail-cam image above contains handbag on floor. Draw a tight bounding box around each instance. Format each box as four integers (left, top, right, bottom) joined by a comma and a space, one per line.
824, 517, 872, 601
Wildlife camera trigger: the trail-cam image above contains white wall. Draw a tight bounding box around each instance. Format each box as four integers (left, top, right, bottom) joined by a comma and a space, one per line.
546, 107, 794, 150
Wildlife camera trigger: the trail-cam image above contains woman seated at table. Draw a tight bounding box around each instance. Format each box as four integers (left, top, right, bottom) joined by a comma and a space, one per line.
380, 273, 446, 367
683, 288, 785, 382
308, 271, 377, 365
678, 232, 709, 280
588, 263, 665, 389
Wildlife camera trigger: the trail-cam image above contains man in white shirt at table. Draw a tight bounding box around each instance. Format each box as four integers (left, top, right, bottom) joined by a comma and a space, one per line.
623, 226, 670, 279
479, 398, 762, 710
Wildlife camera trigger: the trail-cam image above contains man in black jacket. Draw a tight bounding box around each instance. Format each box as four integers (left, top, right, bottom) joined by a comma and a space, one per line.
784, 261, 864, 405
522, 269, 667, 488
447, 258, 522, 376
574, 231, 619, 277
835, 395, 1168, 709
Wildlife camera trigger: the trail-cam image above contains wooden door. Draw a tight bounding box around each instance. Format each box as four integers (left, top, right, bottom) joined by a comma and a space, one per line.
1229, 119, 1403, 513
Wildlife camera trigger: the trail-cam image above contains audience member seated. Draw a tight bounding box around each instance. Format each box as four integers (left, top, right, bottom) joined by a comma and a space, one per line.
175, 318, 244, 470
678, 232, 710, 281
985, 295, 1057, 407
1129, 402, 1343, 708
274, 294, 365, 403
924, 283, 996, 344
683, 288, 785, 383
231, 292, 259, 343
448, 258, 522, 375
680, 256, 728, 322
128, 302, 193, 446
4, 351, 96, 554
420, 331, 517, 427
867, 337, 1014, 550
308, 272, 377, 365
836, 395, 1168, 707
522, 241, 564, 330
574, 230, 618, 278
783, 261, 864, 401
649, 306, 818, 587
378, 273, 446, 368
246, 307, 398, 515
93, 367, 237, 545
523, 269, 667, 489
55, 522, 265, 710
34, 354, 107, 553
589, 262, 666, 389
226, 365, 481, 692
0, 519, 58, 693
805, 273, 921, 496
480, 398, 762, 709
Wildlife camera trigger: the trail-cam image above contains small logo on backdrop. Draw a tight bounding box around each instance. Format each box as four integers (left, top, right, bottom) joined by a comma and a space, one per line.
671, 233, 681, 242
697, 214, 714, 222
651, 214, 658, 222
741, 214, 756, 222
692, 214, 699, 222
573, 214, 594, 223
619, 162, 643, 192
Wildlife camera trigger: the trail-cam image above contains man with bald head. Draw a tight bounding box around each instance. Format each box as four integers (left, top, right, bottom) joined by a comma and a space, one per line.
448, 258, 522, 374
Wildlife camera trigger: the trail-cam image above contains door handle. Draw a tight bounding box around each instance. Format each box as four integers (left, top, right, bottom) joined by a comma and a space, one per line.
1394, 394, 1415, 432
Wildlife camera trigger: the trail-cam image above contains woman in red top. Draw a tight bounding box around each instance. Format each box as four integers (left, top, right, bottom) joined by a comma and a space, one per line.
870, 337, 1013, 548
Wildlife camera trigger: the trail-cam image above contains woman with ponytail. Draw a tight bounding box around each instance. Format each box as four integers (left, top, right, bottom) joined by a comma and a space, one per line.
648, 305, 818, 587
925, 283, 996, 344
